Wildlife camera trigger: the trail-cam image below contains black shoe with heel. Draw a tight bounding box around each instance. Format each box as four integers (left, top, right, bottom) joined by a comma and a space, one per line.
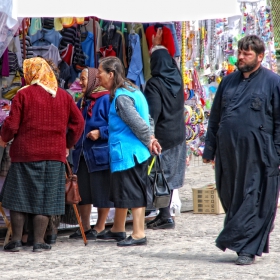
96, 230, 126, 241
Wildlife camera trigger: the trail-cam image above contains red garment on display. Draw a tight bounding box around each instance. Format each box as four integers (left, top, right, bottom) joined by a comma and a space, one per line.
146, 26, 176, 57
60, 44, 74, 66
99, 45, 116, 57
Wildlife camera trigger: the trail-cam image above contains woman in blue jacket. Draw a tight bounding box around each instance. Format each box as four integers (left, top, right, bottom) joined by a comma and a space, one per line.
96, 56, 161, 246
70, 67, 113, 240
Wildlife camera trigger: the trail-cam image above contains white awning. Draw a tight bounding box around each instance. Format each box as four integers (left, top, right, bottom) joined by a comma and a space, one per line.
14, 0, 241, 22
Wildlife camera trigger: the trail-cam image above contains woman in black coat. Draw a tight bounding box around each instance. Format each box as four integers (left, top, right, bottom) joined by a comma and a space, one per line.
144, 30, 186, 230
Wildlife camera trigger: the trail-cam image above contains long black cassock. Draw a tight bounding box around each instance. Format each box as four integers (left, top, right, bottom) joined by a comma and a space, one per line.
203, 66, 280, 256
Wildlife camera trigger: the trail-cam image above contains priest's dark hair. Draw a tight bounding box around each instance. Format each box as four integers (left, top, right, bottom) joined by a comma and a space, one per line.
238, 35, 265, 55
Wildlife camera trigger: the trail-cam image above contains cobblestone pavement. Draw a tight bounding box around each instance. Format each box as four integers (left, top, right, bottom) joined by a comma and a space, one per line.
1, 163, 280, 280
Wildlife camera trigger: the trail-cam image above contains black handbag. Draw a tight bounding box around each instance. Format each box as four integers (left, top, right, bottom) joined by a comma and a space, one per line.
150, 155, 171, 208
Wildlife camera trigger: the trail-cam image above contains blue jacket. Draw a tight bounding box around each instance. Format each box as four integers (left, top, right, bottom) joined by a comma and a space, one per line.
72, 94, 110, 173
109, 87, 150, 172
126, 33, 145, 87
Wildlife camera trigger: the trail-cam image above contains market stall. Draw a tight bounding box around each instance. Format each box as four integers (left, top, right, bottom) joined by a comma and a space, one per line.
0, 0, 277, 227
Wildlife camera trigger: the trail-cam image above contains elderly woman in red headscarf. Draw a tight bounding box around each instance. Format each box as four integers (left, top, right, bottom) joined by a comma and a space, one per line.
69, 67, 113, 241
0, 57, 84, 252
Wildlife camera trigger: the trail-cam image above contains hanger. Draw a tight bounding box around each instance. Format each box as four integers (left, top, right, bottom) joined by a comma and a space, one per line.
80, 24, 88, 42
154, 22, 163, 32
108, 21, 115, 31
32, 29, 52, 45
130, 23, 135, 35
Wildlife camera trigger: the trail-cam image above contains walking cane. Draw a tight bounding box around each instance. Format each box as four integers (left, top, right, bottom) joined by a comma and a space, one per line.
73, 204, 88, 246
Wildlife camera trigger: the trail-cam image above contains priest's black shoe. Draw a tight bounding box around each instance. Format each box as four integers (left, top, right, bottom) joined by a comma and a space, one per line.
151, 218, 175, 230
235, 253, 255, 265
117, 235, 147, 247
96, 230, 126, 241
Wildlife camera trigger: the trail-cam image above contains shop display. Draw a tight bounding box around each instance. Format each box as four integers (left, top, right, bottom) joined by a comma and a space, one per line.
0, 0, 278, 227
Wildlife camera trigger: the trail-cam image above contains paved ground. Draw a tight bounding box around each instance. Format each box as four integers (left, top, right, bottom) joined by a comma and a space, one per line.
1, 162, 280, 280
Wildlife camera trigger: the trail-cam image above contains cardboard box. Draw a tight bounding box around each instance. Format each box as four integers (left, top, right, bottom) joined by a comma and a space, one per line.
192, 183, 225, 214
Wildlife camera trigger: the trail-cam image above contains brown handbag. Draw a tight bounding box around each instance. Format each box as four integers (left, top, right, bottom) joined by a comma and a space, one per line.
65, 160, 81, 205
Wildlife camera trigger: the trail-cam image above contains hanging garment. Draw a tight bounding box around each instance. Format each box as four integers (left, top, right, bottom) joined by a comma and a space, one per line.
102, 28, 123, 61
29, 28, 62, 48
127, 23, 151, 81
99, 45, 116, 58
145, 25, 175, 57
84, 19, 102, 52
81, 32, 95, 67
163, 23, 180, 57
126, 33, 145, 87
30, 44, 62, 66
1, 49, 9, 77
20, 36, 34, 60
60, 44, 74, 66
59, 26, 85, 66
54, 17, 85, 30
29, 18, 42, 36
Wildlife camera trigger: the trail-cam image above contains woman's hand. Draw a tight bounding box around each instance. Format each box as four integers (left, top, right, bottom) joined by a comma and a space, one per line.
66, 148, 69, 157
152, 28, 163, 46
0, 136, 7, 148
148, 136, 162, 155
86, 129, 100, 141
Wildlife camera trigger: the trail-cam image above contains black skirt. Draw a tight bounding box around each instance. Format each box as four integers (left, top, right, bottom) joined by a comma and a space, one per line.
77, 156, 113, 208
110, 159, 148, 208
0, 161, 65, 215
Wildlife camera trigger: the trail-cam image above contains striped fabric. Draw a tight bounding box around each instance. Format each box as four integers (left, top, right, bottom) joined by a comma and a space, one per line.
0, 161, 65, 215
59, 26, 86, 66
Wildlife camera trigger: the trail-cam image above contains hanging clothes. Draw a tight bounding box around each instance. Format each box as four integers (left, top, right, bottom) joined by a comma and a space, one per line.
145, 25, 175, 57
102, 28, 123, 63
84, 19, 102, 52
163, 23, 180, 57
59, 26, 86, 66
29, 28, 62, 48
60, 44, 74, 66
127, 23, 151, 81
30, 44, 62, 66
81, 31, 95, 67
126, 33, 145, 87
54, 17, 85, 30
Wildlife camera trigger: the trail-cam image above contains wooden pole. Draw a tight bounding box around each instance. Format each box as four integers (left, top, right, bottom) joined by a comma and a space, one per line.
22, 19, 26, 60
93, 17, 97, 68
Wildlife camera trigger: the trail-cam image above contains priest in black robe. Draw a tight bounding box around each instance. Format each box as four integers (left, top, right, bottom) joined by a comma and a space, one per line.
203, 35, 280, 265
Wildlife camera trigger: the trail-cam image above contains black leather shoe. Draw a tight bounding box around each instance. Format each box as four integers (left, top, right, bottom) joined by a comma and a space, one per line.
45, 234, 57, 244
117, 235, 147, 247
96, 230, 126, 241
151, 218, 175, 230
235, 253, 255, 265
33, 243, 52, 252
146, 216, 160, 228
4, 240, 22, 252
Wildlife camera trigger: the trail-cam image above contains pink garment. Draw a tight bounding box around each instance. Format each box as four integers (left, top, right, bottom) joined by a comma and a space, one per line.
1, 48, 9, 77
69, 79, 82, 92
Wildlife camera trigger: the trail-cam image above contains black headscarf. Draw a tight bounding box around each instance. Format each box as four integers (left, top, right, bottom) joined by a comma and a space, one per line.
150, 49, 182, 98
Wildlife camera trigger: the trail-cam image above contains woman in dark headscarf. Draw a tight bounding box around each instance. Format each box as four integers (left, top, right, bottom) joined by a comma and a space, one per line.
70, 67, 113, 240
144, 30, 186, 230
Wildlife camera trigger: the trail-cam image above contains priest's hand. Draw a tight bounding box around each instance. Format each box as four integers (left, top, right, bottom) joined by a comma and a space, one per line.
202, 158, 211, 164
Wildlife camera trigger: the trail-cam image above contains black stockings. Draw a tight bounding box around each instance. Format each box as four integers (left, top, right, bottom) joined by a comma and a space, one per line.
33, 214, 49, 244
10, 210, 26, 241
